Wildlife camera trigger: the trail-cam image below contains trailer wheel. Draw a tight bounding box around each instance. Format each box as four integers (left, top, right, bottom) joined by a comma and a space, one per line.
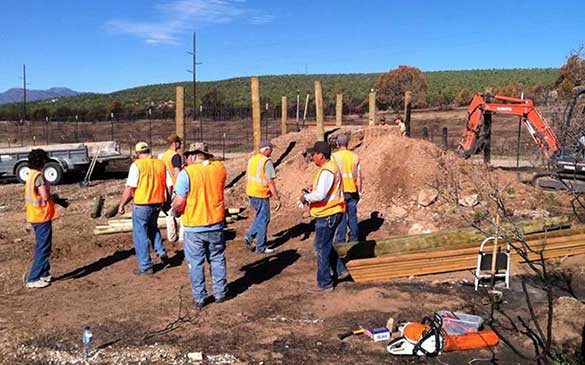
15, 163, 30, 184
44, 162, 63, 185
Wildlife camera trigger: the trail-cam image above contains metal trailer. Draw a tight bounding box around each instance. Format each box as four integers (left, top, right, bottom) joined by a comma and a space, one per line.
0, 141, 128, 185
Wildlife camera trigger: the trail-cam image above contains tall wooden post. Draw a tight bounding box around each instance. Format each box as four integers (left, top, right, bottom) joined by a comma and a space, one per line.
336, 93, 343, 126
281, 96, 288, 135
404, 91, 412, 137
483, 88, 493, 164
176, 86, 185, 144
369, 91, 376, 125
315, 80, 324, 141
251, 77, 261, 151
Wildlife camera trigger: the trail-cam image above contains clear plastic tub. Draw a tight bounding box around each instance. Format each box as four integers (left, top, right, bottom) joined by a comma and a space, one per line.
437, 311, 483, 335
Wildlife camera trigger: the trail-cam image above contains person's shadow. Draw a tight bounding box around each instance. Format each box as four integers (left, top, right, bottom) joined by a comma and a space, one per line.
55, 248, 135, 280
357, 211, 384, 241
268, 220, 315, 249
228, 249, 301, 297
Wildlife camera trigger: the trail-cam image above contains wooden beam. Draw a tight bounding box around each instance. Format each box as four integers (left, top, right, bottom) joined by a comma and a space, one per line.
335, 216, 571, 259
404, 91, 412, 137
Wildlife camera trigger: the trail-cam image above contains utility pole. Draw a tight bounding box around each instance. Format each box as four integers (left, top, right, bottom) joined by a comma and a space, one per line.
187, 31, 202, 140
22, 64, 27, 122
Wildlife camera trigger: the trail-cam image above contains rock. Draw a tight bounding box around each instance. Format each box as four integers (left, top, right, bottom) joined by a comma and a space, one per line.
408, 222, 439, 235
417, 189, 438, 207
388, 205, 408, 219
187, 352, 204, 361
459, 194, 479, 207
513, 208, 550, 219
545, 296, 585, 349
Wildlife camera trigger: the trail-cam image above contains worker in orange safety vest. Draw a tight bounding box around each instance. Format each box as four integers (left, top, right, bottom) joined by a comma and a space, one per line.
299, 141, 346, 293
24, 149, 59, 289
172, 142, 229, 309
118, 142, 173, 275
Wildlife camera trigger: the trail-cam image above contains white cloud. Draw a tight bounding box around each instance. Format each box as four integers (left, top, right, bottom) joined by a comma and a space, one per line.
106, 0, 274, 45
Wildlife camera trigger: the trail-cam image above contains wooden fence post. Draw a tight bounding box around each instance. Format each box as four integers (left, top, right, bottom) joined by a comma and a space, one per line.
336, 93, 343, 126
176, 86, 185, 145
281, 96, 288, 135
369, 90, 376, 125
251, 77, 261, 151
404, 91, 412, 137
315, 80, 324, 141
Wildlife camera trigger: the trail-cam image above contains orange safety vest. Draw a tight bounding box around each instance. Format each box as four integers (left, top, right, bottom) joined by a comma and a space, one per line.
133, 157, 167, 205
246, 153, 271, 198
182, 161, 226, 227
332, 150, 359, 193
25, 169, 57, 223
160, 149, 180, 186
309, 160, 345, 218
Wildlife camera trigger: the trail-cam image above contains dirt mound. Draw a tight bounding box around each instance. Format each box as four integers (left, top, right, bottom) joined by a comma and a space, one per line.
223, 125, 568, 235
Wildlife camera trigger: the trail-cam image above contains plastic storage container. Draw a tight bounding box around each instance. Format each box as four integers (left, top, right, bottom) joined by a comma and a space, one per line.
437, 311, 483, 335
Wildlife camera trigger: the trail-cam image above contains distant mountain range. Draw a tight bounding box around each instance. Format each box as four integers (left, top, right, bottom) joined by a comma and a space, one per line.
0, 87, 81, 104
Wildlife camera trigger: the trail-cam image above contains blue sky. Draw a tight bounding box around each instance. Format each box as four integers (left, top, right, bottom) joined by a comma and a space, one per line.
1, 0, 583, 93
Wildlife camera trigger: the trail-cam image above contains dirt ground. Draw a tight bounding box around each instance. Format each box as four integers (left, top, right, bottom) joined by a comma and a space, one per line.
1, 125, 584, 364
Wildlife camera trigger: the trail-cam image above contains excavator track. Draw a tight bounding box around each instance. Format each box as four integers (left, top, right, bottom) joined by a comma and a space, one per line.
532, 172, 585, 192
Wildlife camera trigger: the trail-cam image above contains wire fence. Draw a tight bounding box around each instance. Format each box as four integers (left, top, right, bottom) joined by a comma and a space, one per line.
0, 107, 543, 163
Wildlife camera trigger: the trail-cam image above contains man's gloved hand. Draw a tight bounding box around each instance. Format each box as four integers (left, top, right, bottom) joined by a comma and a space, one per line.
273, 199, 282, 212
52, 193, 70, 208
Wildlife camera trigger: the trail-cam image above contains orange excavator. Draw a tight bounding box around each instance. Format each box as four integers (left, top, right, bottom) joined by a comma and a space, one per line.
458, 90, 585, 191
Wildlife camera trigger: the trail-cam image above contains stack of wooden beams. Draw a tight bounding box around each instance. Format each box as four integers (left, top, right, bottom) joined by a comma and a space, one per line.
93, 207, 244, 235
347, 227, 585, 282
331, 217, 585, 283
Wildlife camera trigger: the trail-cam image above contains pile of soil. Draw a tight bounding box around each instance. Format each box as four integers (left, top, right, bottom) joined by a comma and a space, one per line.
223, 125, 569, 236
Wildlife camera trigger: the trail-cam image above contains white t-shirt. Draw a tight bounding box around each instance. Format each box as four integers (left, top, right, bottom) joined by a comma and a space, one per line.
126, 160, 173, 188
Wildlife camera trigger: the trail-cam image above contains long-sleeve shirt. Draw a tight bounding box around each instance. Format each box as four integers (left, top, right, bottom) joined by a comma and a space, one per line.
303, 169, 334, 203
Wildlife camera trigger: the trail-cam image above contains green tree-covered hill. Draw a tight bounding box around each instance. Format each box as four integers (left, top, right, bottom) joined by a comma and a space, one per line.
0, 68, 560, 120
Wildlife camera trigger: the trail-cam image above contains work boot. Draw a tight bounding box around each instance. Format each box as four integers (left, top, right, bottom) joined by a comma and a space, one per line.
193, 296, 211, 310
337, 271, 351, 281
26, 280, 51, 289
133, 268, 154, 276
40, 275, 52, 283
306, 285, 334, 294
214, 291, 233, 304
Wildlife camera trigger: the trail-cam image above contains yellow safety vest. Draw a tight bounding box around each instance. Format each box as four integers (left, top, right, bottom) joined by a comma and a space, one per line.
182, 161, 226, 227
133, 158, 167, 205
309, 160, 345, 218
161, 149, 180, 186
246, 153, 271, 198
332, 150, 359, 193
25, 170, 57, 223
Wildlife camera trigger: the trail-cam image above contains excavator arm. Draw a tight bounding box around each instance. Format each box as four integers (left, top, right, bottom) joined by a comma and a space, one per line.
458, 93, 561, 159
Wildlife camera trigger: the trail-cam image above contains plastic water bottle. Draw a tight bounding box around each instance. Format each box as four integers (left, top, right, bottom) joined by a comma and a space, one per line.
82, 326, 93, 357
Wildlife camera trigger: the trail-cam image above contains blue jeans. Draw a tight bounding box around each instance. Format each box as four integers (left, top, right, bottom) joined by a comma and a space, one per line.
132, 205, 166, 271
313, 213, 342, 288
28, 221, 52, 282
335, 193, 360, 243
245, 197, 270, 252
183, 230, 228, 303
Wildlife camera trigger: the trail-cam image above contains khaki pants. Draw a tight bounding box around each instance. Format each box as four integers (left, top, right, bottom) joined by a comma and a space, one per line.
165, 207, 184, 242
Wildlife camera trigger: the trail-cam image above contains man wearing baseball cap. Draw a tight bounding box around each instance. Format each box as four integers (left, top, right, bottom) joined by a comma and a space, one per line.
300, 141, 346, 293
244, 139, 281, 254
173, 142, 229, 308
118, 142, 173, 275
